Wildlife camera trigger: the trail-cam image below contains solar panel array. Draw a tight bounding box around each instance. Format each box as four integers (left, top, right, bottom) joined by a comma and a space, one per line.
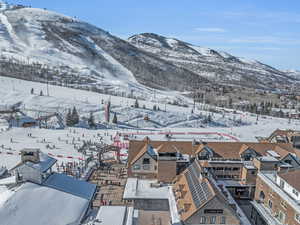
185, 162, 213, 208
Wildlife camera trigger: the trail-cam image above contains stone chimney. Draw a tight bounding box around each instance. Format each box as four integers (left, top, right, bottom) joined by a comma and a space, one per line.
21, 148, 40, 163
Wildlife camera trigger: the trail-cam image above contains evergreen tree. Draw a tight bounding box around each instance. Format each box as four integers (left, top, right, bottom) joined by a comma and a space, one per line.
153, 105, 157, 111
66, 109, 73, 126
112, 112, 118, 124
71, 106, 79, 125
88, 112, 96, 128
31, 88, 34, 95
40, 90, 43, 96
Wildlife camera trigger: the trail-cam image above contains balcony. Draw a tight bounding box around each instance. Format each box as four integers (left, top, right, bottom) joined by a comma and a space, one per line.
251, 200, 283, 225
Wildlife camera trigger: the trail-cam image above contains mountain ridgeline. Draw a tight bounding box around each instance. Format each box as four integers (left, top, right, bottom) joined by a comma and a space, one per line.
0, 3, 298, 94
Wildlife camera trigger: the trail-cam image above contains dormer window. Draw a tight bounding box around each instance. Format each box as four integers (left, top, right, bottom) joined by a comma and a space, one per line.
293, 189, 299, 197
280, 180, 285, 189
143, 158, 150, 165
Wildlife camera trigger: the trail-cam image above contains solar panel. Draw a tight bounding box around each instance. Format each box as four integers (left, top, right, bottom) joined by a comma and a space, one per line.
185, 162, 213, 208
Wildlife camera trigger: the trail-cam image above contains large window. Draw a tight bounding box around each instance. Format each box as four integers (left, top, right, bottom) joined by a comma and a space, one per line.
200, 216, 206, 224
220, 216, 226, 224
210, 216, 216, 224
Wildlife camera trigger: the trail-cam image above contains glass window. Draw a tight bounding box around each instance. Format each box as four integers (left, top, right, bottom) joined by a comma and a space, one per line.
268, 200, 272, 209
133, 164, 141, 170
220, 216, 226, 224
278, 211, 286, 223
210, 216, 216, 224
200, 216, 206, 224
280, 180, 285, 188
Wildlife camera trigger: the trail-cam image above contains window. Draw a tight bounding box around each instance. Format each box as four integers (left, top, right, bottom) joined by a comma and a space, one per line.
280, 180, 285, 188
133, 165, 141, 170
200, 216, 206, 224
278, 211, 286, 223
143, 158, 150, 165
204, 209, 223, 214
285, 159, 292, 165
210, 216, 216, 224
143, 164, 150, 170
251, 171, 256, 175
268, 200, 272, 209
232, 167, 240, 171
293, 189, 299, 197
216, 167, 224, 171
220, 216, 226, 224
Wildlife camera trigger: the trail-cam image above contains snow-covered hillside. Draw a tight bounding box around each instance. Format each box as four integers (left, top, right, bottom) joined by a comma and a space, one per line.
0, 2, 208, 93
129, 33, 299, 89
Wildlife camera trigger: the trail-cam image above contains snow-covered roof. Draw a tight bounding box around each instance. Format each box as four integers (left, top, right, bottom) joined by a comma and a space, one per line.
24, 153, 57, 173
95, 206, 133, 225
0, 182, 90, 225
43, 173, 96, 200
123, 178, 169, 200
0, 176, 15, 185
266, 150, 281, 158
257, 156, 279, 162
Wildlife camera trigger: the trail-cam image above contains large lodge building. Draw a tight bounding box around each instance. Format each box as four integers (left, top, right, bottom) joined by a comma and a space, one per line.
126, 129, 300, 225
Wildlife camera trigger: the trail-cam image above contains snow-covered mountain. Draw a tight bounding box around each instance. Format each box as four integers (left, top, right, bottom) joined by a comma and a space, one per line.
0, 2, 207, 93
0, 2, 297, 93
128, 33, 299, 89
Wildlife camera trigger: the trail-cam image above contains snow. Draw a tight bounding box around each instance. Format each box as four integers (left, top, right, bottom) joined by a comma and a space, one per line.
0, 176, 15, 185
166, 38, 178, 48
123, 178, 169, 199
188, 44, 212, 56
95, 206, 128, 225
43, 172, 96, 200
0, 182, 90, 225
25, 152, 57, 172
0, 186, 14, 207
168, 187, 181, 225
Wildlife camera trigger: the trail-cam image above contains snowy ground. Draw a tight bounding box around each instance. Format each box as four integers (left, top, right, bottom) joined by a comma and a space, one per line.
0, 76, 299, 171
0, 127, 113, 171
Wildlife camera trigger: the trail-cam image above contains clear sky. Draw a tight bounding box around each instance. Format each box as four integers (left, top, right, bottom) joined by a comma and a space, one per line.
7, 0, 300, 70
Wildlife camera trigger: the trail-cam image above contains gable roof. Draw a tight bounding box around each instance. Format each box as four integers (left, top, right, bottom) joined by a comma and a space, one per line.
196, 142, 297, 160
128, 139, 195, 166
174, 160, 240, 222
174, 161, 216, 221
278, 169, 300, 193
